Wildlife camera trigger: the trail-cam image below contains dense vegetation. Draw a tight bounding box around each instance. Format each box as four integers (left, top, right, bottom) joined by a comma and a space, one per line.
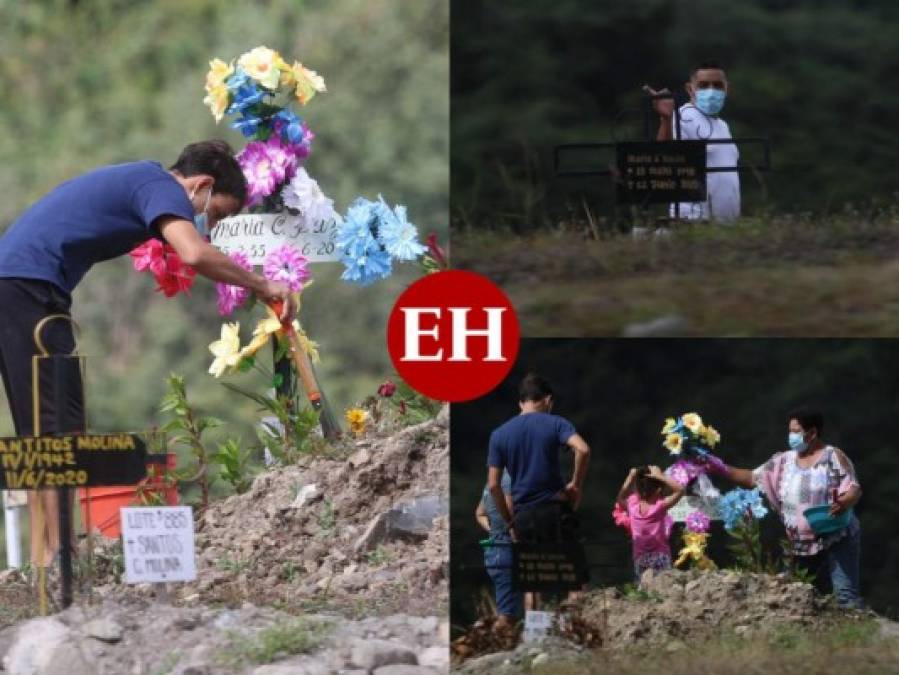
452, 0, 899, 228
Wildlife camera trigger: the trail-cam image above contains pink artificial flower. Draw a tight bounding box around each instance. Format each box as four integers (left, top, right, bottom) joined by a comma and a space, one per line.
216, 251, 253, 316
238, 137, 299, 208
262, 243, 310, 292
130, 240, 195, 297
154, 249, 195, 297
667, 459, 703, 487
685, 510, 712, 534
612, 502, 631, 533
129, 240, 167, 276
378, 380, 396, 397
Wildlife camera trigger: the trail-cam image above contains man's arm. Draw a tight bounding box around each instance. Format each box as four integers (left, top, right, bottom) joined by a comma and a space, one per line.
564, 433, 590, 509
475, 500, 490, 532
158, 218, 294, 317
643, 85, 673, 141
487, 466, 516, 538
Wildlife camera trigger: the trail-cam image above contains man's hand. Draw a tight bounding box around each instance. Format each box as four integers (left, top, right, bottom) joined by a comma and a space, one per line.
509, 525, 520, 543
563, 481, 582, 510
644, 85, 674, 118
256, 280, 294, 320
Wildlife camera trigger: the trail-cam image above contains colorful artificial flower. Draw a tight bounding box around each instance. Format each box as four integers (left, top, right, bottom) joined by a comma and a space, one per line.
378, 380, 397, 398
216, 251, 253, 316
717, 487, 768, 531
237, 46, 282, 90
203, 58, 234, 122
281, 168, 339, 227
208, 323, 243, 378
378, 202, 426, 261
666, 458, 702, 487
423, 232, 448, 272
239, 304, 284, 360
129, 240, 195, 297
263, 243, 311, 293
345, 408, 368, 437
663, 432, 684, 454
238, 136, 300, 207
701, 425, 721, 447
289, 61, 327, 104
674, 532, 716, 570
612, 502, 631, 533
661, 417, 678, 435
685, 510, 712, 534
682, 412, 703, 434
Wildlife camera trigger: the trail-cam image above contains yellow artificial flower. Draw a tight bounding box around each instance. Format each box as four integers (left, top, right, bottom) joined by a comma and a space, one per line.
681, 412, 703, 434
208, 323, 242, 378
291, 61, 327, 104
206, 58, 233, 88
203, 83, 230, 123
292, 320, 320, 363
674, 532, 717, 570
276, 53, 295, 87
664, 433, 684, 454
239, 305, 284, 359
702, 425, 721, 448
661, 417, 677, 435
238, 46, 282, 90
345, 408, 368, 437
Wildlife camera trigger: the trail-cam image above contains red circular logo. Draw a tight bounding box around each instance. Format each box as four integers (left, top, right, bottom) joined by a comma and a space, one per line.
387, 270, 519, 402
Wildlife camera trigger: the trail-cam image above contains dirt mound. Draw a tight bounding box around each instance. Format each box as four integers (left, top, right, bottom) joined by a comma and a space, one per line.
84, 408, 449, 618
454, 569, 873, 672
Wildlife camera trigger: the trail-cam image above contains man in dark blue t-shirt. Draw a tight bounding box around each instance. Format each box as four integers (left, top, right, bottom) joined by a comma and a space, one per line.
486, 373, 590, 544
0, 140, 294, 568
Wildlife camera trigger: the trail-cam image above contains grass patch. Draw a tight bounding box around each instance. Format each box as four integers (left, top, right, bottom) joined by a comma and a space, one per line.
454, 212, 899, 336
217, 617, 333, 668
524, 616, 898, 675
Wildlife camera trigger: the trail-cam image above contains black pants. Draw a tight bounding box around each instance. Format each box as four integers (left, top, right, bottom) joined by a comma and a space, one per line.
0, 278, 84, 436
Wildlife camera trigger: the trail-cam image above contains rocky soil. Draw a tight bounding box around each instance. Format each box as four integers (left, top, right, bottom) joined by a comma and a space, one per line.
454, 568, 899, 673
0, 409, 450, 674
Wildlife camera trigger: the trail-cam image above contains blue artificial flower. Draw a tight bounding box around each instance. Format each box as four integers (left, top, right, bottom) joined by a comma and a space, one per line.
376, 198, 426, 262
336, 198, 380, 259
273, 109, 306, 145
717, 488, 768, 531
226, 84, 266, 115
231, 114, 264, 138
340, 245, 392, 286
225, 68, 252, 92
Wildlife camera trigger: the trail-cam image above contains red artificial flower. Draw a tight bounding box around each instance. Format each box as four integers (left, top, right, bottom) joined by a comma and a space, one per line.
426, 232, 448, 270
130, 241, 196, 298
378, 380, 397, 397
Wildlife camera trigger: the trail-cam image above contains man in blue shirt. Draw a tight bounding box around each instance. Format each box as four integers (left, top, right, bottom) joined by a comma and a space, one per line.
486, 373, 591, 544
0, 140, 293, 568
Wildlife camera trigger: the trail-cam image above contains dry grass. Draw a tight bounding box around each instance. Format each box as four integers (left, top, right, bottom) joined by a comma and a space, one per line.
531, 617, 899, 675
454, 212, 899, 336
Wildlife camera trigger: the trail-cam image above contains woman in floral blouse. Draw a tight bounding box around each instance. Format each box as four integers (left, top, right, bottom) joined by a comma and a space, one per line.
721, 408, 863, 608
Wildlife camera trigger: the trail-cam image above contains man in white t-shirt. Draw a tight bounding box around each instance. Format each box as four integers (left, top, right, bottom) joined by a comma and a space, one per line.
645, 62, 740, 222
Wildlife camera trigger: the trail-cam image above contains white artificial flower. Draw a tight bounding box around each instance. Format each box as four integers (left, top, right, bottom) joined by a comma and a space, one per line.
282, 168, 340, 228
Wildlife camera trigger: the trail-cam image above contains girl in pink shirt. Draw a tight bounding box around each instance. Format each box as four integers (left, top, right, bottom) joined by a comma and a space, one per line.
615, 465, 685, 581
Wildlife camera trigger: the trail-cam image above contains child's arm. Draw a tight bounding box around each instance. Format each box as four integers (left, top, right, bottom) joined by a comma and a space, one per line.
649, 465, 685, 509
615, 468, 638, 506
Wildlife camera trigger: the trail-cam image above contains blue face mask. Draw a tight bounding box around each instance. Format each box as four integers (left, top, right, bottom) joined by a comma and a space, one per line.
192, 187, 212, 237
695, 88, 726, 116
788, 431, 808, 452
